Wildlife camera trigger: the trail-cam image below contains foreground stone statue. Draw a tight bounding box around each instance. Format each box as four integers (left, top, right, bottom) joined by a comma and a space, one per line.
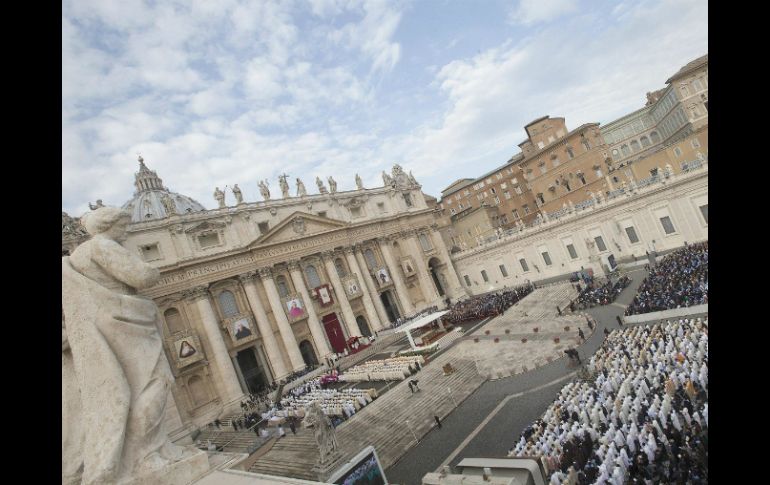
62, 207, 207, 485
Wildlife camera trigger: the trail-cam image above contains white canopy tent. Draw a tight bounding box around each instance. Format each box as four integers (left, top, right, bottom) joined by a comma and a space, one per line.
396, 310, 449, 350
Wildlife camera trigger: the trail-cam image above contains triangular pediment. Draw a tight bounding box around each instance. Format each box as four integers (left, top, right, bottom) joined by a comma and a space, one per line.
184, 220, 227, 233
250, 211, 349, 246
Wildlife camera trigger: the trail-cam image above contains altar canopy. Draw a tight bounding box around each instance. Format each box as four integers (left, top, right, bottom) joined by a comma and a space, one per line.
396, 311, 449, 349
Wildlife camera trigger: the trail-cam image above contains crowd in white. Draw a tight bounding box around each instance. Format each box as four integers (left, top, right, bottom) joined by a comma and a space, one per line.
340, 356, 425, 382
509, 317, 708, 484
262, 384, 378, 423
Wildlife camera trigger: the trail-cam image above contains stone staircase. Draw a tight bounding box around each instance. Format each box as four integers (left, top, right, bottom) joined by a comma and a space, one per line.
196, 428, 267, 453
248, 351, 485, 480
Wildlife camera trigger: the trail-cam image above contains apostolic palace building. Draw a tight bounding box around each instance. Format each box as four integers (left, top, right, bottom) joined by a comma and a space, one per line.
62, 54, 708, 444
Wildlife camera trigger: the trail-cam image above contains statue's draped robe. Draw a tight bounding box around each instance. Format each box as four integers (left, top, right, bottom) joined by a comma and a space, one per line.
62, 254, 175, 484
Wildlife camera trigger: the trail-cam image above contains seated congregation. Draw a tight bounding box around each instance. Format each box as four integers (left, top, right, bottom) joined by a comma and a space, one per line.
339, 355, 424, 382
570, 275, 631, 311
509, 317, 708, 484
445, 286, 532, 324
625, 242, 708, 316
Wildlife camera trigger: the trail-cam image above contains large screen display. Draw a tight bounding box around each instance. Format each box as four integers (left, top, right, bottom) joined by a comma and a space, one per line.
329, 446, 387, 485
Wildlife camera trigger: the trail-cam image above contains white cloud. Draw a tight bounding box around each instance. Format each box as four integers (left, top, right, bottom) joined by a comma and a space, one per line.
508, 0, 579, 25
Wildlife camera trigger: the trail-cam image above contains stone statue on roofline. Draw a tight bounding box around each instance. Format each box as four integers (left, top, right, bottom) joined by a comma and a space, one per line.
355, 173, 363, 190
232, 184, 243, 204
161, 193, 177, 215
297, 178, 307, 197
214, 187, 226, 208
279, 174, 290, 198
258, 180, 271, 201
316, 176, 328, 194
327, 176, 338, 194
382, 171, 393, 187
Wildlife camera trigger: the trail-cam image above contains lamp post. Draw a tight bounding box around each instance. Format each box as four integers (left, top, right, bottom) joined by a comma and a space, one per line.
447, 387, 458, 408
405, 419, 419, 444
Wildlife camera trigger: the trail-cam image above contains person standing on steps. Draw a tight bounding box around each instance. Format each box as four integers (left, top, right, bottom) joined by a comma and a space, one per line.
578, 327, 586, 342
616, 315, 624, 327
289, 420, 296, 435
434, 415, 442, 429
557, 306, 562, 316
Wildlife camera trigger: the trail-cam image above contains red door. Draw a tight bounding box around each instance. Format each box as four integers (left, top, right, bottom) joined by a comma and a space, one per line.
322, 313, 346, 353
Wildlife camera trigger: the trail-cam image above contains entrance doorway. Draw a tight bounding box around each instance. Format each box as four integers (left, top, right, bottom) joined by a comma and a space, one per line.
236, 347, 268, 394
380, 290, 400, 324
356, 315, 372, 337
428, 257, 446, 296
322, 313, 347, 353
299, 340, 318, 367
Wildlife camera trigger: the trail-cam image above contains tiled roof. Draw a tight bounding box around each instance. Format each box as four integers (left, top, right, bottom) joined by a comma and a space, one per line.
666, 54, 708, 84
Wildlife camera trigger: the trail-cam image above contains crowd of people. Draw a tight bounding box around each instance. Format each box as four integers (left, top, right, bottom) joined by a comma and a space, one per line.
570, 275, 632, 311
445, 286, 533, 324
262, 386, 378, 426
391, 306, 440, 329
625, 242, 708, 316
509, 317, 708, 484
340, 355, 424, 382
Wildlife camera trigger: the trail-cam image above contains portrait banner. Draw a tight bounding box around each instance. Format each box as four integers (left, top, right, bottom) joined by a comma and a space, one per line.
401, 257, 416, 277
228, 317, 256, 344
342, 275, 363, 298
283, 294, 308, 322
314, 283, 334, 307
172, 335, 204, 367
375, 267, 392, 288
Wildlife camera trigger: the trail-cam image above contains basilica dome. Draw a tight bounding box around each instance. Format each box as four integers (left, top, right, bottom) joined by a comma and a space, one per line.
122, 156, 206, 222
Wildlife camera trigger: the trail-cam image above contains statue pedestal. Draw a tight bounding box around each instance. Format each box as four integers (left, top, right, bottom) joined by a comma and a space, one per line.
122, 450, 210, 485
312, 452, 344, 483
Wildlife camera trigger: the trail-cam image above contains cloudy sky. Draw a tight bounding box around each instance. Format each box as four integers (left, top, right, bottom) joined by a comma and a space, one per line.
62, 0, 707, 215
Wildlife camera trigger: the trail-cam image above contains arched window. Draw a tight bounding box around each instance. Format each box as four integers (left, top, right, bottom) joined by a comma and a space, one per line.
650, 131, 661, 144
621, 144, 630, 157
566, 146, 575, 159
640, 136, 651, 148
612, 149, 620, 160
630, 140, 641, 153
582, 140, 591, 151
218, 290, 239, 317
276, 275, 290, 297
305, 265, 321, 288
364, 249, 378, 270
481, 270, 489, 282
680, 85, 689, 97
164, 308, 185, 334
418, 233, 433, 251
334, 258, 348, 277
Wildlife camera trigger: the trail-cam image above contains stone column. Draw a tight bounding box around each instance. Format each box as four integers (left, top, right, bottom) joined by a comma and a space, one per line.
351, 246, 391, 328
429, 225, 467, 300
239, 271, 290, 380
288, 261, 333, 359
405, 231, 441, 307
258, 267, 306, 372
185, 286, 243, 403
377, 236, 415, 315
321, 251, 361, 338
345, 247, 385, 331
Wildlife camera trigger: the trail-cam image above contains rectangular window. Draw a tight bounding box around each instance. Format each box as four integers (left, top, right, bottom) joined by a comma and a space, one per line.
198, 233, 220, 248
403, 193, 413, 207
464, 189, 470, 196
691, 138, 701, 148
477, 194, 483, 201
486, 178, 492, 185
350, 206, 362, 218
594, 236, 607, 252
537, 141, 545, 149
450, 208, 457, 215
674, 147, 682, 157
699, 204, 708, 223
500, 183, 507, 189
499, 264, 508, 277
514, 186, 523, 195
418, 233, 433, 252
519, 258, 529, 272
317, 211, 327, 218
490, 187, 496, 194
455, 194, 462, 200
504, 191, 512, 200
523, 205, 530, 214
481, 270, 489, 282
464, 275, 471, 286
566, 244, 578, 259
625, 226, 640, 244
512, 209, 520, 220
496, 173, 503, 180
493, 196, 501, 205
140, 243, 161, 262
542, 252, 552, 266
258, 222, 270, 234
377, 202, 386, 213
500, 214, 508, 224
660, 216, 676, 234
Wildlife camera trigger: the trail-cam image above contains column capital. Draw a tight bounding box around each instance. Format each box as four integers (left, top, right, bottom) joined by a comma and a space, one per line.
258, 267, 274, 279
342, 246, 356, 256
183, 285, 210, 302
319, 250, 335, 262
376, 235, 393, 245
429, 223, 440, 231
237, 271, 258, 284
287, 259, 302, 271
